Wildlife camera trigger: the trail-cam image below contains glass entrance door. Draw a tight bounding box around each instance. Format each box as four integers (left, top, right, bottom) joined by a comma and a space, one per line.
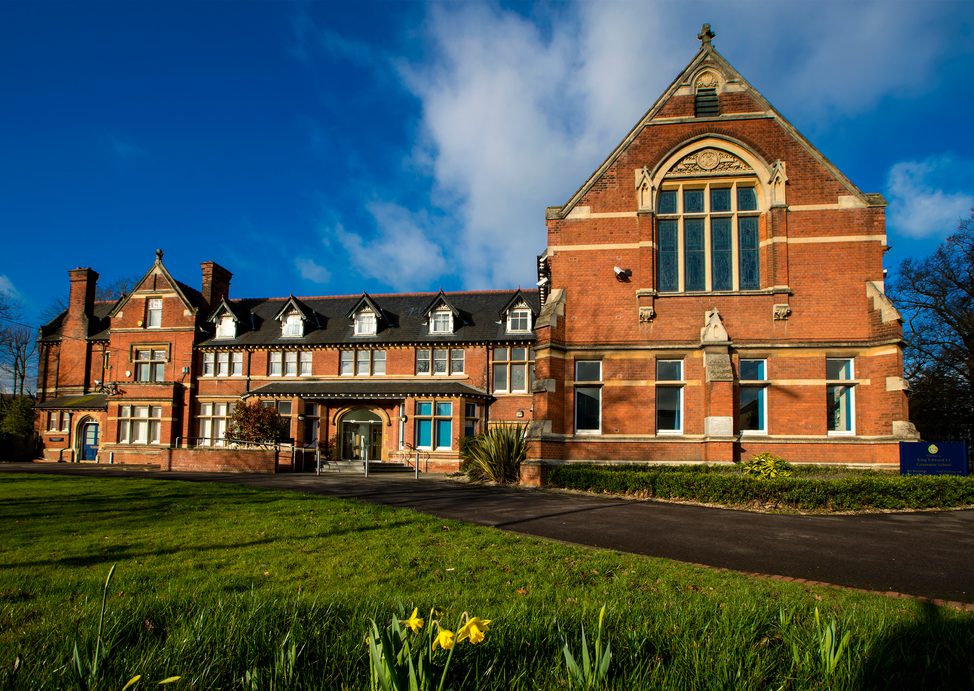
339, 409, 382, 461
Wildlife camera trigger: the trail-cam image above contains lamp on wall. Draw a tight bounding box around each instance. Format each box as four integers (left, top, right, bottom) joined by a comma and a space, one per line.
613, 266, 633, 282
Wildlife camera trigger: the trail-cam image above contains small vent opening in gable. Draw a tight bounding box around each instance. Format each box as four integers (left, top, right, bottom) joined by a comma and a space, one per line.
695, 88, 719, 117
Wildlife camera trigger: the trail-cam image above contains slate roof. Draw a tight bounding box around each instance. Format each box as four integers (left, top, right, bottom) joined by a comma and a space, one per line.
245, 380, 493, 400
36, 394, 108, 410
199, 290, 540, 348
38, 302, 115, 343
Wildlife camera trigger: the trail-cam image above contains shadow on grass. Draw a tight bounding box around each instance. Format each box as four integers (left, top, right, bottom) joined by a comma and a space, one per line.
856, 601, 974, 690
0, 518, 421, 570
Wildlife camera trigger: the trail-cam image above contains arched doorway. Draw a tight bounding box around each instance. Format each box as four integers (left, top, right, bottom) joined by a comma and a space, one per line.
78, 418, 99, 461
339, 408, 382, 462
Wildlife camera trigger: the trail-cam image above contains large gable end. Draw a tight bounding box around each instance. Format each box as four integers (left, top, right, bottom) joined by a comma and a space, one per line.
550, 24, 875, 221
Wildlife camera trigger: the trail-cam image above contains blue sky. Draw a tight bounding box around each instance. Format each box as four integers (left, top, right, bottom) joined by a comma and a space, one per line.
2, 0, 973, 324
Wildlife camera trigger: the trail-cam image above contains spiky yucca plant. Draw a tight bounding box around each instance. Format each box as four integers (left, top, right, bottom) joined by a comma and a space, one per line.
464, 424, 527, 484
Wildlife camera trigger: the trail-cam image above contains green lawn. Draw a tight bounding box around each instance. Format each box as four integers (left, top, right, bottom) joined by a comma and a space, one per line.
0, 473, 972, 689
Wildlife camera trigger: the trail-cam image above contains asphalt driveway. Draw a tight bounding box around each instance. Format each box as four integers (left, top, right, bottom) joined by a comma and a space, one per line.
3, 463, 973, 604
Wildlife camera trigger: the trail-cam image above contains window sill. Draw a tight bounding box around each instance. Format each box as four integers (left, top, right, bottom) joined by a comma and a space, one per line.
656, 430, 683, 436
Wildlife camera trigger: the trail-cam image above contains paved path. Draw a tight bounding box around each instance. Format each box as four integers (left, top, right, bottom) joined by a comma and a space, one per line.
4, 463, 973, 604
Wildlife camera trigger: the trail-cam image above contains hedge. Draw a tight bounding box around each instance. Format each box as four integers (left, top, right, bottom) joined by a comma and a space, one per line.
544, 464, 974, 511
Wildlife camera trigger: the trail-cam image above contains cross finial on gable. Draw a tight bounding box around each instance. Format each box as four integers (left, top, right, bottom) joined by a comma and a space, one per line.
697, 23, 715, 48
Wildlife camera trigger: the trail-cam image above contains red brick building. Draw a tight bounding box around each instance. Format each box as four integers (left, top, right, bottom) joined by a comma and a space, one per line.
35, 27, 914, 473
527, 25, 915, 470
36, 250, 537, 472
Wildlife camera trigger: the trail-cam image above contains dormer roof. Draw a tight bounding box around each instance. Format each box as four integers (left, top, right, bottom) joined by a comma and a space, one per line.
422, 290, 461, 319
207, 297, 247, 324
344, 293, 386, 322
273, 294, 315, 323
498, 289, 536, 318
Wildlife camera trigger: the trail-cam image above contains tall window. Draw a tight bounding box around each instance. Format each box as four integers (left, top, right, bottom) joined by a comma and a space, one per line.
464, 403, 480, 437
269, 351, 282, 376
493, 347, 533, 393
134, 349, 166, 383
656, 359, 684, 434
416, 348, 464, 375
657, 182, 760, 293
739, 359, 767, 434
198, 402, 235, 446
574, 361, 602, 434
146, 298, 162, 328
118, 405, 162, 444
827, 358, 855, 435
415, 401, 452, 450
342, 349, 386, 376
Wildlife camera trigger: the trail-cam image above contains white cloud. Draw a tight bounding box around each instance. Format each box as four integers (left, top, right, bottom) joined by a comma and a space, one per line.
333, 202, 448, 291
294, 258, 331, 284
886, 156, 974, 238
0, 275, 19, 300
291, 1, 962, 291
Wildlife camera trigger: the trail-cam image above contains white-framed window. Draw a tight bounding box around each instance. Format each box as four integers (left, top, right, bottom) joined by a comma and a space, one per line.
574, 360, 602, 434
340, 349, 386, 376
493, 347, 533, 393
656, 359, 684, 435
269, 351, 282, 376
204, 351, 243, 377
430, 309, 453, 334
47, 411, 59, 432
826, 358, 855, 435
146, 298, 162, 328
198, 402, 235, 447
134, 348, 166, 383
118, 405, 162, 445
216, 315, 236, 339
416, 348, 464, 376
261, 399, 293, 418
507, 307, 532, 333
415, 400, 453, 450
283, 313, 304, 337
354, 310, 377, 336
657, 182, 760, 293
268, 351, 310, 376
739, 359, 767, 434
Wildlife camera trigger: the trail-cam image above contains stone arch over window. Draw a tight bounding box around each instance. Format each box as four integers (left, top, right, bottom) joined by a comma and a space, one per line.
330, 405, 392, 427
648, 137, 774, 293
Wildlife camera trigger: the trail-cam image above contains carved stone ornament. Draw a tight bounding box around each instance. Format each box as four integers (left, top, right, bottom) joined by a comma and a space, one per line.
772, 303, 792, 321
669, 148, 752, 176
638, 306, 655, 323
695, 70, 720, 89
700, 307, 729, 344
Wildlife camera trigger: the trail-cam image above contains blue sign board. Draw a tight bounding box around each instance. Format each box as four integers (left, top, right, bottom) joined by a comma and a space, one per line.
899, 441, 969, 476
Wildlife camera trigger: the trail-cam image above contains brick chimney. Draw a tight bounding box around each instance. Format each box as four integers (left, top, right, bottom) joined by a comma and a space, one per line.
63, 268, 99, 340
201, 261, 232, 308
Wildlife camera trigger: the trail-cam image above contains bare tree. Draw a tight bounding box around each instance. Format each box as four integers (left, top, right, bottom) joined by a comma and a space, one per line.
96, 276, 138, 302
0, 325, 36, 397
891, 210, 974, 439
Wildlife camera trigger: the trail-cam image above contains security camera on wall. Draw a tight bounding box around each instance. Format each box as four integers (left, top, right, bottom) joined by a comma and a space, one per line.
613, 266, 632, 281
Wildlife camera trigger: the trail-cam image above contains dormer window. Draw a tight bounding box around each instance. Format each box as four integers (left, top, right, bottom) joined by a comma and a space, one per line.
430, 308, 453, 334
216, 315, 236, 339
283, 313, 304, 337
354, 309, 377, 336
507, 307, 532, 333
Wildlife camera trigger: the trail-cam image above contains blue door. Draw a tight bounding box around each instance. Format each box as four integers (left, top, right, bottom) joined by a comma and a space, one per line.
81, 422, 99, 461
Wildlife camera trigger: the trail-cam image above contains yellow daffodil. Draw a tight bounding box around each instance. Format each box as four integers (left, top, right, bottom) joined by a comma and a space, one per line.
457, 617, 491, 645
400, 607, 424, 634
433, 628, 455, 650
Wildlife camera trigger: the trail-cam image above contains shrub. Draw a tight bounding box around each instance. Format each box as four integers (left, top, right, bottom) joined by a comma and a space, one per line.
226, 404, 289, 444
464, 424, 527, 484
544, 464, 974, 511
741, 453, 793, 479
